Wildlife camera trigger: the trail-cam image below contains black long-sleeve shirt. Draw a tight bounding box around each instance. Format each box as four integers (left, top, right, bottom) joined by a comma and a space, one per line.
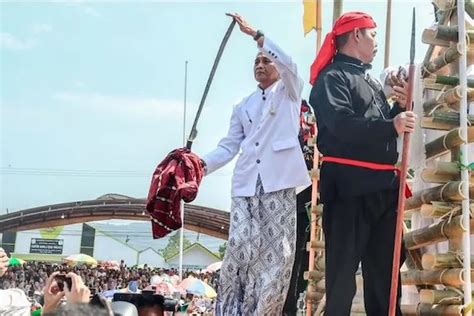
309, 53, 404, 202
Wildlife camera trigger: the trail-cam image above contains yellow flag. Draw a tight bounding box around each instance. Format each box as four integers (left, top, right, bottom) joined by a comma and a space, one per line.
303, 0, 319, 36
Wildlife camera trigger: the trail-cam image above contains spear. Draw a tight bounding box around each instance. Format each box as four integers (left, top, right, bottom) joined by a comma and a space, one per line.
388, 7, 416, 316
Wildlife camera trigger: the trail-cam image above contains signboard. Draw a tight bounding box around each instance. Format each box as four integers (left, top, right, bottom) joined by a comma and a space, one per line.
30, 238, 64, 254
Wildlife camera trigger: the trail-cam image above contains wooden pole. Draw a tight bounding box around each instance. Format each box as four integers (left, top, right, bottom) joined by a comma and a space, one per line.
384, 0, 392, 69
332, 0, 343, 25
389, 8, 415, 316
307, 1, 323, 314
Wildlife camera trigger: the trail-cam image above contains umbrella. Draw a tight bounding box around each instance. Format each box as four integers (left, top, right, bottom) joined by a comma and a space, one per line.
64, 254, 97, 266
206, 261, 222, 272
170, 275, 180, 286
100, 260, 119, 270
145, 282, 184, 296
179, 277, 216, 298
8, 257, 26, 266
185, 279, 217, 298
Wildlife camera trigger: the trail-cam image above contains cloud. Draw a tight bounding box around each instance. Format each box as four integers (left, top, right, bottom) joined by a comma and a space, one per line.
1, 24, 52, 51
31, 24, 53, 35
62, 0, 101, 17
0, 32, 35, 50
53, 92, 185, 119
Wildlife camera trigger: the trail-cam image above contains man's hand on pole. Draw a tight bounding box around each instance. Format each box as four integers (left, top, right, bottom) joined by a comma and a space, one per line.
393, 111, 417, 135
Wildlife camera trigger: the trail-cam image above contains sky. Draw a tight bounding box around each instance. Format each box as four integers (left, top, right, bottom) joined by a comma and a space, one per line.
1, 0, 436, 219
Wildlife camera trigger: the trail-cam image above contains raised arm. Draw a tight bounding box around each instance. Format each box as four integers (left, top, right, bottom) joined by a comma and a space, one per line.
226, 12, 303, 101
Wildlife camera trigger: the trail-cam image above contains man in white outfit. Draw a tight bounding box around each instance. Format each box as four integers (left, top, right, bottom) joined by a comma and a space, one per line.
200, 12, 310, 316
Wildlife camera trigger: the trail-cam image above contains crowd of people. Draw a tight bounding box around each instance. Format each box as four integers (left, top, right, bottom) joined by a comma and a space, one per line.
0, 247, 220, 315
1, 260, 219, 299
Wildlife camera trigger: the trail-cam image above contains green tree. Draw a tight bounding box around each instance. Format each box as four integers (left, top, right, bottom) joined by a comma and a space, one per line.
218, 242, 227, 259
160, 231, 192, 260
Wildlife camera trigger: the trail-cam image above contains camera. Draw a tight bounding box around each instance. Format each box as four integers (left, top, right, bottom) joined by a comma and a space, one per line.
54, 274, 72, 292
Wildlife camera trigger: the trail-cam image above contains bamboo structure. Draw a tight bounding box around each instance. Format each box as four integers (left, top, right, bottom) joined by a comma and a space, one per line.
399, 1, 474, 315
422, 252, 474, 270
421, 112, 474, 131
423, 46, 461, 77
404, 215, 474, 250
401, 268, 472, 287
423, 87, 474, 114
424, 126, 474, 159
401, 304, 463, 315
419, 289, 465, 305
304, 1, 473, 315
420, 201, 461, 218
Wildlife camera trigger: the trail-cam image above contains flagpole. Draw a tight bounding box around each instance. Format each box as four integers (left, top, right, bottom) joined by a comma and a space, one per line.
179, 60, 188, 281
384, 0, 392, 69
333, 0, 343, 24
306, 1, 322, 315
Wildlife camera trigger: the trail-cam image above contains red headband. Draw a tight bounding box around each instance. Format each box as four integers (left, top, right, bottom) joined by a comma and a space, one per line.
309, 12, 376, 85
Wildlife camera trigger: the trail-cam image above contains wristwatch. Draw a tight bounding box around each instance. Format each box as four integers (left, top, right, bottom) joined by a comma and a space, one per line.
253, 30, 264, 41
200, 159, 208, 174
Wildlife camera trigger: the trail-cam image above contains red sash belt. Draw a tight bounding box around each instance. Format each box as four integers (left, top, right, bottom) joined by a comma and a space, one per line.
321, 156, 412, 198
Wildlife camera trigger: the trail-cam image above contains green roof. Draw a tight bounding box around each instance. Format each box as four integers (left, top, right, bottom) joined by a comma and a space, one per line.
11, 253, 65, 262
165, 242, 220, 262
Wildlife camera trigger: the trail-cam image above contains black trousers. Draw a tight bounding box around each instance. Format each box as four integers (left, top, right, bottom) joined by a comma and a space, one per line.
283, 186, 311, 315
323, 189, 405, 316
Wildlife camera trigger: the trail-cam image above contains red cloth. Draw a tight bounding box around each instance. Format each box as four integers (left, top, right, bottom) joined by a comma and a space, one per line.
309, 12, 376, 85
146, 148, 204, 238
321, 156, 412, 198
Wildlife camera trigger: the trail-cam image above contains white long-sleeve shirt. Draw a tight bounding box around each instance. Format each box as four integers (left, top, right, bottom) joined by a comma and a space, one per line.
203, 37, 311, 197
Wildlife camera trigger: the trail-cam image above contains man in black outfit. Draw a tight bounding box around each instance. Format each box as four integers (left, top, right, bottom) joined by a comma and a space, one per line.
308, 12, 416, 316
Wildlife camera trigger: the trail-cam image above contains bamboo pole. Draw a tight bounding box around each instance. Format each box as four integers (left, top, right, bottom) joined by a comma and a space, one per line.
455, 1, 473, 312
306, 290, 324, 302
421, 162, 461, 183
434, 75, 474, 87
422, 28, 451, 47
404, 215, 474, 250
422, 253, 474, 270
423, 46, 461, 77
423, 87, 474, 114
425, 127, 474, 159
419, 289, 465, 305
307, 240, 325, 250
401, 268, 472, 287
422, 3, 454, 78
401, 303, 463, 315
405, 181, 474, 211
420, 201, 461, 218
304, 270, 325, 281
421, 112, 474, 131
434, 25, 474, 42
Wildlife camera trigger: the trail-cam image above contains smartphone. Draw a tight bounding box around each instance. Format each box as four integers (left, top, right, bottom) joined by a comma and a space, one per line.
54, 274, 72, 292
